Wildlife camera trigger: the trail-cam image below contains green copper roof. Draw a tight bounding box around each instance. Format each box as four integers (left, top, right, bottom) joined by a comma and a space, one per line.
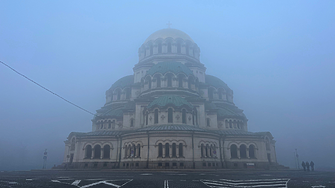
108, 75, 134, 92
146, 62, 193, 76
147, 95, 193, 109
217, 104, 246, 119
205, 75, 231, 91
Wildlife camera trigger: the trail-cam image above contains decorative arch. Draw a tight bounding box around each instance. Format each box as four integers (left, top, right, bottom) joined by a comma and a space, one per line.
154, 139, 187, 146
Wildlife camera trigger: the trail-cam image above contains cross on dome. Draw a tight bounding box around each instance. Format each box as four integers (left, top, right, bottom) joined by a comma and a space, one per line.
166, 21, 172, 28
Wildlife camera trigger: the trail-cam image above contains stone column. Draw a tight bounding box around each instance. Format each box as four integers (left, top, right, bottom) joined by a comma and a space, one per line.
169, 145, 172, 158
176, 146, 179, 158
163, 146, 166, 158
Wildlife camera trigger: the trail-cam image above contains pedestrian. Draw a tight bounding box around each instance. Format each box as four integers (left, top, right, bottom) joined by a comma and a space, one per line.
310, 161, 314, 171
301, 161, 306, 171
306, 161, 310, 171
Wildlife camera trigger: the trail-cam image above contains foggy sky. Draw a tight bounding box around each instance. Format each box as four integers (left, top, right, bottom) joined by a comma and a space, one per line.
1, 1, 334, 171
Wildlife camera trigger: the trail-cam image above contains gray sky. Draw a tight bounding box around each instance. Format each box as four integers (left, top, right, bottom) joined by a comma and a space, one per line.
1, 1, 334, 171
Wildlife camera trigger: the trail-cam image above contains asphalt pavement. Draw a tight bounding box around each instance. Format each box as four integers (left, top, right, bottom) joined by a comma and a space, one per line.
0, 169, 334, 188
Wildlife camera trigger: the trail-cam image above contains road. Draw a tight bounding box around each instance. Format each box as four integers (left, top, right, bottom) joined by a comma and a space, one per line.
0, 170, 334, 188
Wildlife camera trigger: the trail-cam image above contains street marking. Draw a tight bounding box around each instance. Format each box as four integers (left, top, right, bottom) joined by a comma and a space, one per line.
26, 179, 33, 181
51, 179, 132, 188
164, 180, 169, 188
72, 180, 81, 186
201, 178, 290, 188
140, 173, 153, 176
312, 186, 325, 188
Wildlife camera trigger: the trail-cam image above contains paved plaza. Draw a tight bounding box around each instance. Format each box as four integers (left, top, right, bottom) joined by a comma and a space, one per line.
0, 170, 334, 188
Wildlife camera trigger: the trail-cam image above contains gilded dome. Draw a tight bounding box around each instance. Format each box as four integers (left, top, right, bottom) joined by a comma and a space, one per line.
144, 28, 194, 43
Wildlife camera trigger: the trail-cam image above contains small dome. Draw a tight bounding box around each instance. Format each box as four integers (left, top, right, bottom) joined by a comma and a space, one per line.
146, 62, 193, 76
147, 95, 193, 109
108, 75, 134, 92
144, 28, 194, 43
205, 75, 231, 91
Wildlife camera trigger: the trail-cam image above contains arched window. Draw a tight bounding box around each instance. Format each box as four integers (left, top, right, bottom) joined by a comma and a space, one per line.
188, 77, 193, 89
240, 144, 247, 158
177, 42, 181, 53
150, 45, 153, 55
143, 47, 146, 57
167, 42, 171, 53
178, 75, 183, 88
71, 138, 75, 151
158, 143, 163, 157
100, 122, 103, 129
229, 120, 232, 128
208, 88, 214, 100
85, 145, 92, 159
103, 145, 110, 159
130, 119, 134, 127
205, 144, 209, 157
125, 88, 131, 99
207, 118, 210, 127
249, 145, 255, 158
179, 143, 183, 157
133, 144, 136, 158
137, 144, 141, 157
165, 143, 170, 157
158, 42, 162, 53
112, 120, 115, 129
124, 145, 128, 157
172, 143, 177, 157
195, 109, 198, 125
218, 89, 223, 99
116, 89, 121, 100
230, 144, 238, 158
225, 120, 229, 128
147, 77, 152, 89
182, 109, 186, 124
108, 122, 111, 129
155, 75, 161, 88
167, 74, 173, 87
192, 111, 195, 125
94, 145, 101, 159
209, 146, 212, 157
154, 109, 159, 124
146, 112, 148, 125
201, 144, 204, 157
186, 44, 189, 55
168, 108, 173, 123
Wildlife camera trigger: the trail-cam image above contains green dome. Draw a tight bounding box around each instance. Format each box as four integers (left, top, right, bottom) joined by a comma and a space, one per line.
147, 95, 193, 109
146, 62, 193, 76
108, 75, 133, 92
205, 75, 231, 91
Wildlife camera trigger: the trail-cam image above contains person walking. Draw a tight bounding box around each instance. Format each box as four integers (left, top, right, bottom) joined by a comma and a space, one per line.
301, 161, 306, 171
306, 161, 310, 171
310, 161, 315, 171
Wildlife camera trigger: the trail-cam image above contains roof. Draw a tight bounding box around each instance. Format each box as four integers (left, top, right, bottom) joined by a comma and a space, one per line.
144, 28, 194, 43
108, 75, 134, 92
216, 103, 246, 119
146, 62, 193, 76
147, 95, 193, 109
205, 75, 231, 91
68, 127, 270, 139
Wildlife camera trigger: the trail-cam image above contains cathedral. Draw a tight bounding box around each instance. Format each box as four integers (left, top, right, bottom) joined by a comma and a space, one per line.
62, 28, 279, 169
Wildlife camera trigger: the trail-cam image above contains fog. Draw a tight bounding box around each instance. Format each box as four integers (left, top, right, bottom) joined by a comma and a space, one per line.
1, 1, 334, 171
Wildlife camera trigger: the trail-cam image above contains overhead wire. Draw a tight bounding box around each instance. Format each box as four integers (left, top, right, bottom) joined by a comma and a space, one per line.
0, 60, 96, 116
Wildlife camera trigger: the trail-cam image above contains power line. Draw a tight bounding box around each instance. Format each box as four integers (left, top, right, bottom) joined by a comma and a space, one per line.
1, 60, 96, 116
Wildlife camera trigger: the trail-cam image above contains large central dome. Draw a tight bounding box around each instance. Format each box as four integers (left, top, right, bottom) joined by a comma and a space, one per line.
144, 28, 194, 43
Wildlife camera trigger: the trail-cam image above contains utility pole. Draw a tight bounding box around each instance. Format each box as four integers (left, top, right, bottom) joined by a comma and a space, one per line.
42, 149, 48, 169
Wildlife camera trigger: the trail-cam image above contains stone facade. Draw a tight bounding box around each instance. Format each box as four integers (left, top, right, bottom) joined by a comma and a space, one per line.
61, 28, 279, 169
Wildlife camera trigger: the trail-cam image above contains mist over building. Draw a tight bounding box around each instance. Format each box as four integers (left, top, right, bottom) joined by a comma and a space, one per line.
60, 28, 283, 169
